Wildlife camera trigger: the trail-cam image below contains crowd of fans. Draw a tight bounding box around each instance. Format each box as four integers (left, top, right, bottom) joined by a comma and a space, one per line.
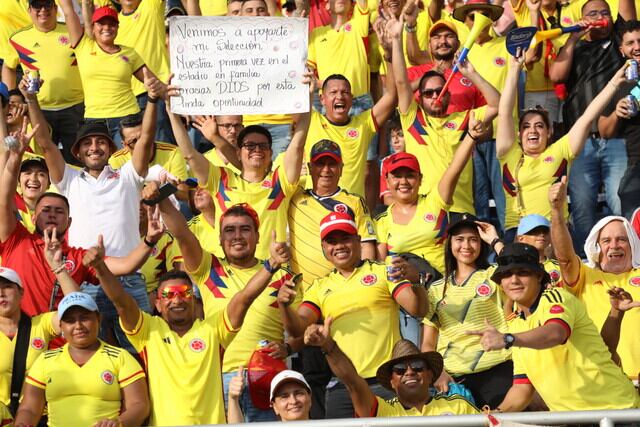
1, 0, 640, 425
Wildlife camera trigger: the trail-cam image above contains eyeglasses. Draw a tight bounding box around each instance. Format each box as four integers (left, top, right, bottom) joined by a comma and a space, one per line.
159, 285, 193, 300
420, 88, 444, 98
584, 9, 611, 18
241, 142, 271, 152
218, 123, 243, 130
392, 359, 428, 375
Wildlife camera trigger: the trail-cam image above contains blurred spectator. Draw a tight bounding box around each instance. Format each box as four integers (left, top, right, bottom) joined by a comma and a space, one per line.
550, 0, 635, 257
3, 0, 85, 165
472, 243, 640, 412
202, 115, 243, 173
379, 115, 406, 206
515, 214, 561, 286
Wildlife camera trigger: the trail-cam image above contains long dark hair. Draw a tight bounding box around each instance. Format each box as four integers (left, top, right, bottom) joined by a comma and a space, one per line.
443, 225, 490, 290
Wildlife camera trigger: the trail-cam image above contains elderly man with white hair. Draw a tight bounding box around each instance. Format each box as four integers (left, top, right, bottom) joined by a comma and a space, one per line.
550, 176, 640, 381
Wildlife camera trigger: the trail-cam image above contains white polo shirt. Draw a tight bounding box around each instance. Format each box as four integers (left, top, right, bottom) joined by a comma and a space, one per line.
56, 162, 144, 257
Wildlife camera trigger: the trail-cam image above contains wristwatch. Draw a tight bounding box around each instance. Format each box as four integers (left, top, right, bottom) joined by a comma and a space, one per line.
503, 333, 516, 349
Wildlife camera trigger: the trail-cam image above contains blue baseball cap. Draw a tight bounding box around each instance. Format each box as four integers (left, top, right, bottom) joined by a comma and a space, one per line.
517, 214, 551, 236
58, 292, 99, 320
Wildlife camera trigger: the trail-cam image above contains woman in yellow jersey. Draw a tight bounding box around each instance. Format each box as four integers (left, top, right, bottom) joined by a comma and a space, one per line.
421, 215, 512, 409
497, 52, 630, 241
15, 292, 149, 427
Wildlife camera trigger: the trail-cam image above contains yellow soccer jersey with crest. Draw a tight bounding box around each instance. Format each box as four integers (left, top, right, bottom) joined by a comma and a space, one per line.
423, 268, 511, 376
0, 0, 29, 63
25, 340, 145, 427
565, 263, 640, 379
308, 3, 371, 97
188, 252, 297, 372
302, 260, 411, 378
6, 23, 84, 110
0, 312, 56, 406
122, 308, 237, 426
375, 192, 451, 274
288, 187, 377, 288
204, 148, 241, 175
109, 142, 188, 181
73, 35, 143, 119
399, 102, 482, 213
373, 394, 479, 417
305, 109, 378, 198
114, 0, 170, 96
499, 135, 573, 229
509, 287, 640, 411
204, 164, 298, 260
166, 214, 224, 266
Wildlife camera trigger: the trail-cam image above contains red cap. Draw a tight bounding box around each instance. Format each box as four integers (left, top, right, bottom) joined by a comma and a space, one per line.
385, 152, 421, 175
92, 6, 119, 23
320, 212, 357, 239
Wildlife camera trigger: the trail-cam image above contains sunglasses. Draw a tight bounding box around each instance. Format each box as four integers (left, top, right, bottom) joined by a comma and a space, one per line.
420, 87, 444, 98
31, 2, 54, 10
159, 285, 193, 300
241, 142, 271, 152
391, 359, 428, 375
496, 255, 538, 267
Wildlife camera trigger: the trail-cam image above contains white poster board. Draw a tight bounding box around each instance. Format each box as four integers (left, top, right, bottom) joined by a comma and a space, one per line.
169, 16, 309, 116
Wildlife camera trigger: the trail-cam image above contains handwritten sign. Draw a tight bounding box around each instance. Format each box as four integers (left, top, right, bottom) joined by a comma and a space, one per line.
169, 16, 309, 116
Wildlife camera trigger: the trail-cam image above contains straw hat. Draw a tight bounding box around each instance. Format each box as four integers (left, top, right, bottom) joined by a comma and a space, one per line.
376, 340, 444, 390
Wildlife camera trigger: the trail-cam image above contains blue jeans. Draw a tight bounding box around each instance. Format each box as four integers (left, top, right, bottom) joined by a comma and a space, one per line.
569, 137, 627, 257
473, 139, 505, 233
137, 93, 176, 145
84, 117, 124, 149
222, 370, 278, 422
399, 308, 421, 347
618, 162, 640, 220
81, 273, 151, 353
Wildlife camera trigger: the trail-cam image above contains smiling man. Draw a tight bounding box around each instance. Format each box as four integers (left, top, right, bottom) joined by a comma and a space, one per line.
304, 318, 479, 417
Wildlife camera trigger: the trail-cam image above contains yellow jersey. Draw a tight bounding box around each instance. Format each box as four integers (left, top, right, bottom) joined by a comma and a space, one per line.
109, 142, 188, 181
0, 0, 29, 63
122, 308, 237, 426
306, 109, 377, 198
204, 148, 241, 175
204, 163, 298, 260
25, 340, 145, 427
509, 288, 640, 411
308, 3, 370, 97
188, 252, 296, 372
375, 192, 450, 274
13, 193, 35, 234
139, 232, 175, 293
423, 267, 511, 376
565, 262, 640, 379
499, 135, 573, 229
544, 258, 562, 287
302, 260, 411, 378
373, 394, 479, 417
199, 0, 228, 16
6, 24, 84, 110
399, 102, 481, 213
243, 114, 293, 126
115, 0, 170, 96
288, 187, 377, 288
73, 35, 143, 119
0, 402, 11, 427
0, 312, 56, 406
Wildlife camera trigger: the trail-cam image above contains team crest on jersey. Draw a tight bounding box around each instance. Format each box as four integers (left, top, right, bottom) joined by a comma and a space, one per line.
347, 128, 359, 139
444, 121, 456, 130
107, 171, 120, 180
543, 156, 554, 163
101, 370, 115, 385
63, 259, 75, 273
344, 23, 353, 32
120, 55, 130, 63
423, 213, 436, 223
561, 17, 573, 25
133, 12, 141, 20
494, 57, 506, 67
549, 304, 564, 314
460, 77, 472, 87
151, 246, 158, 256
629, 276, 640, 287
361, 274, 377, 286
31, 337, 45, 350
334, 204, 348, 213
549, 270, 560, 281
58, 35, 70, 45
189, 338, 206, 352
262, 179, 273, 188
476, 282, 492, 297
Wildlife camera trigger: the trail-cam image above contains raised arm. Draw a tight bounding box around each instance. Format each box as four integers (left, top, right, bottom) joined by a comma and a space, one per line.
403, 0, 430, 66
131, 70, 162, 178
390, 12, 414, 113
548, 28, 585, 84
282, 72, 312, 184
304, 318, 376, 417
372, 21, 399, 126
619, 0, 636, 21
437, 117, 480, 204
459, 57, 499, 123
0, 136, 24, 242
496, 54, 521, 158
184, 0, 202, 15
192, 116, 241, 170
58, 0, 84, 47
548, 176, 581, 285
569, 64, 629, 156
277, 280, 318, 337
81, 0, 95, 40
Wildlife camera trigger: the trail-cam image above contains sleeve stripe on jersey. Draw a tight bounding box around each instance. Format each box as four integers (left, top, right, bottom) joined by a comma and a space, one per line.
544, 318, 571, 343
26, 376, 46, 388
512, 374, 531, 385
356, 396, 378, 418
119, 369, 146, 384
392, 281, 412, 299
122, 310, 144, 336
301, 301, 322, 318
222, 308, 239, 333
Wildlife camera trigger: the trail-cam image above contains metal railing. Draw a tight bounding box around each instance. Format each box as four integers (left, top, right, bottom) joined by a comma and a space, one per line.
222, 409, 640, 427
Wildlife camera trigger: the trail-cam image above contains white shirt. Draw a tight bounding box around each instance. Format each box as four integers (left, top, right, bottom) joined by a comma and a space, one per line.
56, 162, 144, 257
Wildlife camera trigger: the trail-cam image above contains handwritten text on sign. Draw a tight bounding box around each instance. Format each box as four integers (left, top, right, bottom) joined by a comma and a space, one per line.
169, 16, 309, 115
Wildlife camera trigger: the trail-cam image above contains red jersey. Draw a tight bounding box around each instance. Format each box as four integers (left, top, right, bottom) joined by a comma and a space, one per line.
407, 63, 486, 114
0, 223, 97, 316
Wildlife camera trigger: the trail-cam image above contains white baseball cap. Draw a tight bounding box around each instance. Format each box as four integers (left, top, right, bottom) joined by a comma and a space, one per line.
269, 370, 311, 401
0, 267, 22, 287
58, 292, 99, 320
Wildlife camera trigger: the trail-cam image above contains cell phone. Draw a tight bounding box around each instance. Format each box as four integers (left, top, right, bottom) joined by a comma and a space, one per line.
143, 183, 178, 206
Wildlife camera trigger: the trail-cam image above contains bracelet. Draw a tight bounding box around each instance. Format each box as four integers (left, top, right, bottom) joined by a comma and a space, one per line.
51, 265, 66, 275
321, 340, 337, 356
468, 133, 479, 142
285, 342, 293, 356
143, 238, 156, 248
404, 24, 417, 33
490, 237, 503, 251
147, 96, 159, 104
263, 259, 280, 274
